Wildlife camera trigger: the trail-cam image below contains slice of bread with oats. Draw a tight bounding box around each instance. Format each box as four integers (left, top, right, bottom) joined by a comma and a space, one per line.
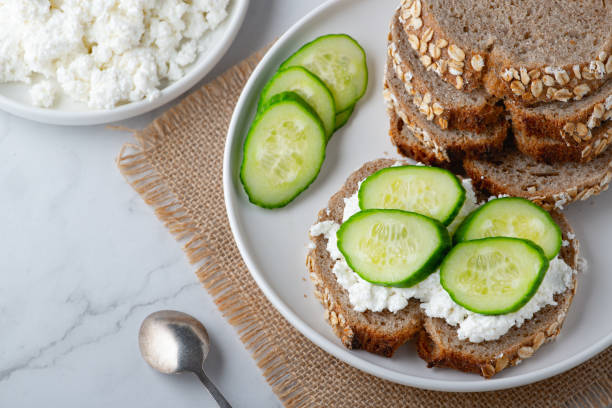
398, 0, 611, 104
508, 86, 612, 162
387, 5, 612, 164
383, 57, 508, 166
463, 146, 612, 210
506, 82, 612, 143
387, 107, 612, 210
387, 9, 503, 133
307, 158, 582, 377
513, 120, 612, 163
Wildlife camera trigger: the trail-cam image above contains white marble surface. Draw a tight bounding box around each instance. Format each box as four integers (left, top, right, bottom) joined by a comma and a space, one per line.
0, 1, 325, 407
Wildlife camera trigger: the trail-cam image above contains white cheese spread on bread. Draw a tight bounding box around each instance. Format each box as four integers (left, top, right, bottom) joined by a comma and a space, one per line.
310, 177, 577, 342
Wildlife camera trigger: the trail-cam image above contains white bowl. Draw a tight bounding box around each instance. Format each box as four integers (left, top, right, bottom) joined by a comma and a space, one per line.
0, 0, 249, 126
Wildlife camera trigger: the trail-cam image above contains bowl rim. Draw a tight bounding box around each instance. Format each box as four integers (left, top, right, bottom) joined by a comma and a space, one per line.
0, 0, 250, 126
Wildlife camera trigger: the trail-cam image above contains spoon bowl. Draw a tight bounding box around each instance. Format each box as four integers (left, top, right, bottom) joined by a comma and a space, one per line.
138, 310, 231, 407
139, 310, 210, 374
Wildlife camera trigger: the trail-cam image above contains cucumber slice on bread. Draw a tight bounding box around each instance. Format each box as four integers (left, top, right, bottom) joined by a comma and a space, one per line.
358, 165, 466, 225
240, 92, 326, 208
281, 34, 368, 112
337, 209, 451, 287
440, 237, 549, 315
454, 197, 562, 259
258, 66, 336, 139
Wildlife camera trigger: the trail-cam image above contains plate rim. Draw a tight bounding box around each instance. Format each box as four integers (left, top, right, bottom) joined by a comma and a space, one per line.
223, 0, 612, 392
0, 0, 249, 126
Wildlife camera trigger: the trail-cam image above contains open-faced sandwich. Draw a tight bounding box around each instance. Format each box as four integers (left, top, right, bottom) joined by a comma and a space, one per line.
307, 159, 581, 378
236, 0, 607, 379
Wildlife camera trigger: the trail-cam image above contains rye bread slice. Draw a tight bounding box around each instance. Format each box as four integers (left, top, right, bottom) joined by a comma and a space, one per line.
388, 9, 503, 133
387, 107, 449, 168
384, 58, 508, 165
307, 158, 581, 377
399, 0, 611, 104
388, 107, 612, 209
507, 82, 612, 143
306, 159, 423, 357
464, 146, 612, 210
417, 211, 579, 378
514, 120, 612, 163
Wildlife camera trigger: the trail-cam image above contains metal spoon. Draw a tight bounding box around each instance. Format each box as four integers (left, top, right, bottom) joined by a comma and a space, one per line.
138, 310, 232, 408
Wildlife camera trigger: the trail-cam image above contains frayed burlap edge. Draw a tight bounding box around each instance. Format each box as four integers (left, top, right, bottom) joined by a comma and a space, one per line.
118, 145, 310, 406
116, 47, 611, 408
117, 50, 312, 407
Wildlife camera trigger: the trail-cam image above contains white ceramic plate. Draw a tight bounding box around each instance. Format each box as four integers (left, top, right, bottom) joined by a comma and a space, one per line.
0, 0, 249, 126
224, 0, 612, 392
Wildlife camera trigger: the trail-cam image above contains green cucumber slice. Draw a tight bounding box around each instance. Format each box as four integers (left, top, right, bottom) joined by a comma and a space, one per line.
337, 209, 451, 287
258, 66, 336, 139
280, 34, 368, 112
440, 237, 549, 315
358, 165, 466, 226
454, 197, 562, 259
334, 106, 354, 130
240, 92, 326, 208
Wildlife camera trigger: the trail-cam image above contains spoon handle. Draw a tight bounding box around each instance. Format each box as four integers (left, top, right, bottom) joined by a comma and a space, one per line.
194, 369, 232, 408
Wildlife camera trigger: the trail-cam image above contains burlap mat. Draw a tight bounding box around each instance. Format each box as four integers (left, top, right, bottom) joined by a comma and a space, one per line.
117, 48, 612, 407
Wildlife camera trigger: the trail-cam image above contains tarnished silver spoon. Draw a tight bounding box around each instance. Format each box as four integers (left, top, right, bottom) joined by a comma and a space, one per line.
138, 310, 232, 408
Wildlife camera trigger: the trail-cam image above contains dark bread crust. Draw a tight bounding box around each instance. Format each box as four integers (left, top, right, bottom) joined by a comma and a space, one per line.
505, 82, 612, 144
384, 65, 508, 165
393, 5, 612, 163
389, 114, 450, 168
416, 212, 578, 378
399, 0, 611, 105
387, 105, 612, 210
306, 159, 423, 357
514, 121, 612, 163
385, 103, 506, 170
389, 10, 503, 133
463, 146, 612, 211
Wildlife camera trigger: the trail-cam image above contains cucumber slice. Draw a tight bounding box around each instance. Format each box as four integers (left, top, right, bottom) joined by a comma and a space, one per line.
337, 209, 451, 287
440, 237, 549, 315
454, 197, 562, 259
258, 66, 336, 139
334, 106, 354, 130
280, 34, 368, 112
240, 92, 326, 208
358, 166, 466, 226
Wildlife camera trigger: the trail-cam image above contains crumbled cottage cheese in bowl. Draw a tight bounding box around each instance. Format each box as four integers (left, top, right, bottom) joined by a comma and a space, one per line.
0, 0, 229, 109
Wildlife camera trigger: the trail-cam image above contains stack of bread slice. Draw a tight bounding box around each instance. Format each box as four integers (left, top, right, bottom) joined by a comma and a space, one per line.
384, 0, 612, 209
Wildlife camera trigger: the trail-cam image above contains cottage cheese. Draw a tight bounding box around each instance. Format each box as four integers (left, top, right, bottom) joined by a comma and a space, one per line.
0, 0, 228, 109
310, 177, 577, 343
29, 80, 57, 108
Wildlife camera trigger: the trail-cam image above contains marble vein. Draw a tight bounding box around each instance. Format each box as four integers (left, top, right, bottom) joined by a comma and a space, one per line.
0, 262, 199, 383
